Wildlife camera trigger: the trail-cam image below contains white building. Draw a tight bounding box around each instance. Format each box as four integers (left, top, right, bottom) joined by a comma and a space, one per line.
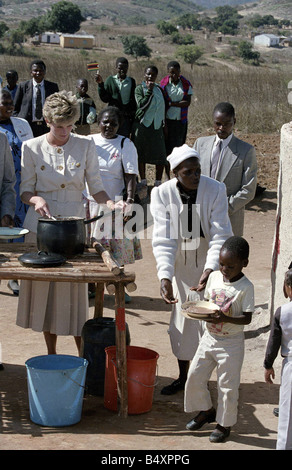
254, 33, 280, 47
40, 32, 60, 44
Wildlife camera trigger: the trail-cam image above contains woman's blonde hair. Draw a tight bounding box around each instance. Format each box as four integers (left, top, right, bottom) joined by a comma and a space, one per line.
43, 90, 80, 124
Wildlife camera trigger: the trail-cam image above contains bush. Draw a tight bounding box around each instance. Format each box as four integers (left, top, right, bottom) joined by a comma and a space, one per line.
238, 41, 260, 65
176, 44, 203, 68
121, 35, 152, 60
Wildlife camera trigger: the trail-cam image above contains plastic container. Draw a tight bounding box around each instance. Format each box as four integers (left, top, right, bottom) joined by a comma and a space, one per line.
25, 354, 88, 427
104, 345, 159, 414
81, 317, 130, 396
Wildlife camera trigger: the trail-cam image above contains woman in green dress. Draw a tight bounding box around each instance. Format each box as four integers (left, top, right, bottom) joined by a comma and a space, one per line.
132, 65, 167, 194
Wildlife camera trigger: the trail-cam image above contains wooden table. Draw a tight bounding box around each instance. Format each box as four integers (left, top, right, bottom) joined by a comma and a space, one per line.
0, 243, 136, 418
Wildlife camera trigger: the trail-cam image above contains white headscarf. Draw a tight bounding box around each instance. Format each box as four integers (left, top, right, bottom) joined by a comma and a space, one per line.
167, 144, 200, 170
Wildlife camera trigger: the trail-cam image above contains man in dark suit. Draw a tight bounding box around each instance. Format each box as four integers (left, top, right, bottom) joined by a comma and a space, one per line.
194, 102, 257, 236
13, 60, 59, 137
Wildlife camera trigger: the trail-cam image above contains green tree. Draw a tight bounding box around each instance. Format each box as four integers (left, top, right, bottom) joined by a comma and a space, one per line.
9, 29, 24, 46
238, 41, 260, 65
19, 17, 46, 36
219, 19, 239, 36
121, 35, 151, 60
156, 20, 177, 36
176, 13, 202, 31
0, 21, 9, 39
176, 44, 203, 69
171, 32, 194, 45
45, 1, 84, 34
213, 6, 241, 35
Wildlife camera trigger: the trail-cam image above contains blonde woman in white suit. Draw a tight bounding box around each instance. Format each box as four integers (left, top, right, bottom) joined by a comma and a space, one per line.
16, 91, 126, 355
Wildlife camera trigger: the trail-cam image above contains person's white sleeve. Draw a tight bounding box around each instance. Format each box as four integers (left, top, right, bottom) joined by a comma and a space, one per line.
121, 139, 138, 175
85, 138, 105, 196
20, 140, 36, 196
150, 186, 178, 281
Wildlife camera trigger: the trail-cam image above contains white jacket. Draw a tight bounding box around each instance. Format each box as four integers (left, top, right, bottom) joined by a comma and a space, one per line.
150, 176, 233, 281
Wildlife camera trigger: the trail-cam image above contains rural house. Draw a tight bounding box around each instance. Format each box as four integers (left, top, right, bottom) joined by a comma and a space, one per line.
281, 36, 292, 47
254, 33, 280, 47
60, 34, 95, 49
40, 32, 60, 44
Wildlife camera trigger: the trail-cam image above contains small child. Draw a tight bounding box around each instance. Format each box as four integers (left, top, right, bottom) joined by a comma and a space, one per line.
4, 70, 18, 99
184, 236, 254, 442
75, 78, 96, 135
264, 268, 292, 450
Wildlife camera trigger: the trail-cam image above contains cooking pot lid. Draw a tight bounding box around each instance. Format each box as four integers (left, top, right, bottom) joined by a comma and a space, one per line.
18, 251, 66, 268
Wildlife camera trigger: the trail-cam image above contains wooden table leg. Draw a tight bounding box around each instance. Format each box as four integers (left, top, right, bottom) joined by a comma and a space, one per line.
115, 282, 128, 417
93, 283, 104, 318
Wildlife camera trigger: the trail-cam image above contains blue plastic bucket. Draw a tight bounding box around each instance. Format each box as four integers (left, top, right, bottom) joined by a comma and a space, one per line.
25, 354, 88, 427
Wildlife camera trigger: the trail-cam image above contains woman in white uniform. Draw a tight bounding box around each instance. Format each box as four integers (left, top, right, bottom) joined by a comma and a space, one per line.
85, 106, 142, 266
16, 91, 125, 355
150, 144, 233, 395
84, 106, 142, 301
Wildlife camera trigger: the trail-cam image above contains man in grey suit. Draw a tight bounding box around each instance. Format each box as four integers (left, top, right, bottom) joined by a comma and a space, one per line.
13, 60, 59, 137
194, 102, 257, 236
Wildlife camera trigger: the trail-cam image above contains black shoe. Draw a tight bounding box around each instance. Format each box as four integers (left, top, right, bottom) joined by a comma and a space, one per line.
0, 363, 4, 371
273, 407, 279, 417
8, 280, 19, 296
209, 424, 231, 443
186, 408, 216, 430
161, 378, 185, 395
255, 184, 266, 196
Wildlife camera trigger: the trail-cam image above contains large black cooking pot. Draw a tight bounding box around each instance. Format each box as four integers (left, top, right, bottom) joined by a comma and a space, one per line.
37, 214, 104, 258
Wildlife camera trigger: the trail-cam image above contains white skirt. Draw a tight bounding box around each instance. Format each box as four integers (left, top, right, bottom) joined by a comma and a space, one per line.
16, 232, 89, 336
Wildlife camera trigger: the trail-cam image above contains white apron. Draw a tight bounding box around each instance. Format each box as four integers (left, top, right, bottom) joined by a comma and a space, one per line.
169, 237, 208, 360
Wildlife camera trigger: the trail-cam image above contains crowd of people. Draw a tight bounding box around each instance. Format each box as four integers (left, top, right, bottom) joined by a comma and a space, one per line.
0, 56, 291, 450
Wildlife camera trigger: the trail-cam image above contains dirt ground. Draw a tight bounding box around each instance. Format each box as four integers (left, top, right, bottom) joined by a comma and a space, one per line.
0, 133, 283, 454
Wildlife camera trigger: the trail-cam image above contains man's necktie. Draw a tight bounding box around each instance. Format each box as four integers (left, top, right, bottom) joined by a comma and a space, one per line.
210, 139, 222, 179
35, 84, 42, 120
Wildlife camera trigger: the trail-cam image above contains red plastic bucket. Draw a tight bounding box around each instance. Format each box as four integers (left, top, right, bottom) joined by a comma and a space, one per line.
104, 345, 159, 414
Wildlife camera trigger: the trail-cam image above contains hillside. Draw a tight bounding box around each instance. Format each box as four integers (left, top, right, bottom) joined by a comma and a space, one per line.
238, 0, 292, 21
190, 0, 257, 7
1, 0, 200, 26
2, 0, 292, 26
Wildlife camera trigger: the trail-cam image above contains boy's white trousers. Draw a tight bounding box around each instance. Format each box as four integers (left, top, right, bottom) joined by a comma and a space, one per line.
184, 329, 244, 428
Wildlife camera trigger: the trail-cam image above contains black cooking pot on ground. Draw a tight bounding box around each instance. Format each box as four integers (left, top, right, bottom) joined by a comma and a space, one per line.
37, 214, 104, 258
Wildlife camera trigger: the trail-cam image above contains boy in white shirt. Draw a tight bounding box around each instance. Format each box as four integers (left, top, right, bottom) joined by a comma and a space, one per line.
184, 236, 254, 442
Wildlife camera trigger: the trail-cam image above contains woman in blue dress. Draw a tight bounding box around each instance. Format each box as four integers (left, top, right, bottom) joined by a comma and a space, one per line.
0, 89, 33, 294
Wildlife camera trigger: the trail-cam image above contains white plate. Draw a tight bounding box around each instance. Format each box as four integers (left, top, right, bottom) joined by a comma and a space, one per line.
0, 228, 29, 240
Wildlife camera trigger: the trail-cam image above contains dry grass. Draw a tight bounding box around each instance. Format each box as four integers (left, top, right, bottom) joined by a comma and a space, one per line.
0, 23, 291, 135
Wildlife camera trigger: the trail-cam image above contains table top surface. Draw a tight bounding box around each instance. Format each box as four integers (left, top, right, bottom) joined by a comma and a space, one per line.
0, 243, 135, 283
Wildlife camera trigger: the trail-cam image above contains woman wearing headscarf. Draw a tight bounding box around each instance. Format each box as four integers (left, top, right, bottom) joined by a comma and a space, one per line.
150, 144, 233, 395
